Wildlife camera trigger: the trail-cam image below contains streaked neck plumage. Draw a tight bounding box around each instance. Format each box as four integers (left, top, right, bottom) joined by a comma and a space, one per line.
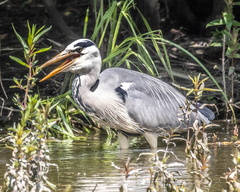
71, 47, 102, 111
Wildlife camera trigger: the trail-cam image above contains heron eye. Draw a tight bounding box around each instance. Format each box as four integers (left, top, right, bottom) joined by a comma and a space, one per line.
73, 48, 83, 53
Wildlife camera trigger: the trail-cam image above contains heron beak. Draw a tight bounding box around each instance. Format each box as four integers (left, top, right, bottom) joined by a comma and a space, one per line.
39, 51, 79, 82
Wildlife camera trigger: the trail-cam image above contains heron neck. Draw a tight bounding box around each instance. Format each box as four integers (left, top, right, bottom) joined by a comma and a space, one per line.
72, 69, 99, 98
76, 54, 101, 90
72, 54, 102, 110
82, 73, 98, 89
72, 72, 99, 112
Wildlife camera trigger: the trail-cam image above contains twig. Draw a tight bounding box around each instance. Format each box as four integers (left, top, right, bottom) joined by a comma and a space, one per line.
0, 106, 21, 112
222, 34, 228, 113
0, 97, 4, 116
92, 184, 98, 192
0, 0, 9, 5
0, 67, 8, 99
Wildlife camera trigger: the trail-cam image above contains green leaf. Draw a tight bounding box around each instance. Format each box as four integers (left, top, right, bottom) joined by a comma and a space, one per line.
222, 30, 233, 39
27, 21, 33, 47
229, 53, 240, 58
83, 7, 89, 38
210, 42, 222, 47
228, 66, 235, 76
223, 12, 234, 30
202, 88, 222, 92
31, 60, 39, 67
232, 20, 240, 27
35, 25, 45, 35
33, 46, 52, 55
199, 77, 209, 85
56, 105, 74, 136
186, 89, 194, 96
206, 19, 224, 27
31, 23, 37, 44
233, 2, 240, 5
12, 23, 28, 50
9, 85, 19, 88
13, 77, 20, 86
9, 55, 29, 68
33, 25, 52, 44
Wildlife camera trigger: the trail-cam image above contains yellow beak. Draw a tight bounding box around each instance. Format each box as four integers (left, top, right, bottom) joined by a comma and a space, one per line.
39, 51, 79, 82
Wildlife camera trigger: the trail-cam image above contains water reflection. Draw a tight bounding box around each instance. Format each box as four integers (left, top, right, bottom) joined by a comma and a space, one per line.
47, 139, 156, 191
0, 122, 237, 191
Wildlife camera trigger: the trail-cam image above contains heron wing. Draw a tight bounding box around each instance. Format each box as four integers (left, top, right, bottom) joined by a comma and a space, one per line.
121, 74, 188, 130
98, 68, 203, 131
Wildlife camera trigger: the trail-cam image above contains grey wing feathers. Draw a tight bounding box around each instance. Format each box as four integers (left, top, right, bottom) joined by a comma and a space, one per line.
99, 68, 210, 132
123, 74, 188, 129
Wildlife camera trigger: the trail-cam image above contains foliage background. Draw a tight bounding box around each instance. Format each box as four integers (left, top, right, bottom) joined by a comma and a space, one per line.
0, 0, 240, 127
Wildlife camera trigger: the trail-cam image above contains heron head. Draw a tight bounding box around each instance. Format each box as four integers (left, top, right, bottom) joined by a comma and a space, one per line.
39, 39, 100, 82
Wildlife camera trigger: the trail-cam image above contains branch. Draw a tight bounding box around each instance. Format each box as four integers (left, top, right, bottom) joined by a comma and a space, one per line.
42, 0, 79, 40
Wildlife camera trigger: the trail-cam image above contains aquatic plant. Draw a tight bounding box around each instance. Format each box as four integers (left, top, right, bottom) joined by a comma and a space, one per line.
137, 146, 185, 191
180, 75, 219, 191
2, 95, 57, 192
1, 22, 56, 192
9, 22, 51, 110
9, 21, 84, 138
111, 156, 137, 192
206, 0, 240, 123
221, 146, 240, 191
111, 128, 187, 191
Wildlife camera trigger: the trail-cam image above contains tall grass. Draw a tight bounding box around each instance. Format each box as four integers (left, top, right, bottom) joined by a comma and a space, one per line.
90, 0, 173, 79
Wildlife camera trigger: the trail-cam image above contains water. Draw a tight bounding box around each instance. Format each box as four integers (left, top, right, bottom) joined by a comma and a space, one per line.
0, 122, 237, 191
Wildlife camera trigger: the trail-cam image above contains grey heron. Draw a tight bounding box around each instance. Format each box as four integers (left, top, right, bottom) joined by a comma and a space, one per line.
40, 39, 214, 149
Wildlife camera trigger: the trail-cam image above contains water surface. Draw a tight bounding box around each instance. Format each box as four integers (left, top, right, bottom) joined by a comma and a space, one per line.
0, 122, 236, 191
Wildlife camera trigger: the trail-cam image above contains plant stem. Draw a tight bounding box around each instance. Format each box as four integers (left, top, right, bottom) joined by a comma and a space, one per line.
23, 58, 32, 109
222, 34, 231, 119
222, 34, 226, 99
231, 58, 235, 102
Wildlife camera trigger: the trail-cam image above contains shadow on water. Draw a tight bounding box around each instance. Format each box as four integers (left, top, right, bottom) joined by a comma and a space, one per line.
0, 121, 237, 191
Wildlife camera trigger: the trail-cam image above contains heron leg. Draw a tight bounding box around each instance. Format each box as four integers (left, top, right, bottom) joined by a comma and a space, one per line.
143, 132, 158, 148
118, 131, 130, 149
